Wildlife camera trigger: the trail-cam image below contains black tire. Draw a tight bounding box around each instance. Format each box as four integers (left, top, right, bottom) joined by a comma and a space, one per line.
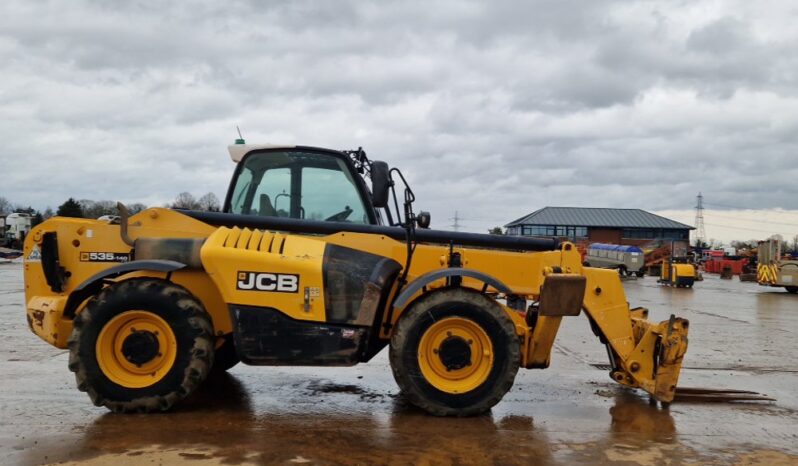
786, 286, 798, 294
211, 335, 240, 373
618, 266, 627, 277
389, 288, 520, 417
635, 270, 645, 278
67, 278, 214, 413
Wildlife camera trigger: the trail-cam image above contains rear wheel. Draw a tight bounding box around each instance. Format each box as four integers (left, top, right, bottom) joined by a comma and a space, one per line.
389, 288, 520, 416
67, 278, 214, 413
786, 286, 798, 294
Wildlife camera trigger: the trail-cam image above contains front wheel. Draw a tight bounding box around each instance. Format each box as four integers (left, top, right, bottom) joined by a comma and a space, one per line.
67, 278, 214, 413
389, 288, 520, 416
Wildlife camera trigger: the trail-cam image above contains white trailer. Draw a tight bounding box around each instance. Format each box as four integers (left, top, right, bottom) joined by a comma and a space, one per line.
584, 243, 645, 277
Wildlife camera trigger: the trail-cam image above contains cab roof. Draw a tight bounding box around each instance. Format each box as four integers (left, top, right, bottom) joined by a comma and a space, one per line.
227, 144, 296, 163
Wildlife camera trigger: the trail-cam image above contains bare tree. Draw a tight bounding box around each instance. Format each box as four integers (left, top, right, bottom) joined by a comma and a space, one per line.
197, 192, 221, 212
170, 192, 200, 210
128, 203, 148, 214
80, 199, 117, 219
731, 240, 757, 250
0, 197, 11, 216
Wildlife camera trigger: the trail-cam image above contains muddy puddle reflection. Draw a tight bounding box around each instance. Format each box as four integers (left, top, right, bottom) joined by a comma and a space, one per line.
23, 372, 701, 465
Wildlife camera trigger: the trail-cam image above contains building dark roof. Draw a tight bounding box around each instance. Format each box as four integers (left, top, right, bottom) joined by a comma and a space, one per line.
505, 207, 695, 230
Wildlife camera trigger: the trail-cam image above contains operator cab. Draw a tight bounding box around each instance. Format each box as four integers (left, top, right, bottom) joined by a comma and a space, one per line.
223, 145, 381, 225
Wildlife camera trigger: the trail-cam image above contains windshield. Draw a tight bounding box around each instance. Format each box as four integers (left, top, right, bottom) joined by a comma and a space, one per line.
229, 150, 372, 224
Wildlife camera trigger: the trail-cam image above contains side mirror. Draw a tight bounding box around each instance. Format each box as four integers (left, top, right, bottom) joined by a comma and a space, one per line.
370, 161, 391, 208
416, 211, 431, 229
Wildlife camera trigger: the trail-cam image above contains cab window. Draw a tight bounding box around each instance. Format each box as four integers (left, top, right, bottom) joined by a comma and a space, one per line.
229, 150, 371, 224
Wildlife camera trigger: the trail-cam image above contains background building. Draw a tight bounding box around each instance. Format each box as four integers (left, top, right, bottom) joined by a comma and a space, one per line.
505, 207, 694, 246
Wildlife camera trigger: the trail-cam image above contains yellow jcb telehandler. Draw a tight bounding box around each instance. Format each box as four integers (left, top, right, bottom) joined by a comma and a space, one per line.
23, 142, 725, 416
658, 240, 697, 288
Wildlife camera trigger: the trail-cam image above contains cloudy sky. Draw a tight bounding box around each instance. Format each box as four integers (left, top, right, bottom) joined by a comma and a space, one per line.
2, 0, 798, 243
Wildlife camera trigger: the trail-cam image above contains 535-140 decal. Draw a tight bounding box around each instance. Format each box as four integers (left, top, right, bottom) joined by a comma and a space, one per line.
80, 252, 131, 263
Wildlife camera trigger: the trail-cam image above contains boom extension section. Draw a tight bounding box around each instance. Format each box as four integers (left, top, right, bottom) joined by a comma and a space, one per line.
521, 256, 689, 404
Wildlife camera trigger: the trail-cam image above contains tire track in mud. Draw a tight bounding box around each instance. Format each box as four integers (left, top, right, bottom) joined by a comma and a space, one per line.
684, 308, 752, 324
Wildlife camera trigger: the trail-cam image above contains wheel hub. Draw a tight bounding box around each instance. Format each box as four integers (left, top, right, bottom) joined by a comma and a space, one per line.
121, 330, 160, 366
438, 336, 472, 371
96, 310, 177, 388
417, 316, 494, 394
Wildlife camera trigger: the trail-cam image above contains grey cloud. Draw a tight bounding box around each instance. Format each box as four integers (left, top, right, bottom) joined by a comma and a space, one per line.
1, 0, 798, 242
686, 17, 750, 54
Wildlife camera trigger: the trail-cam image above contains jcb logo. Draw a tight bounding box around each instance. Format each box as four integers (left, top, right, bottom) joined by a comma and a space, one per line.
236, 271, 299, 293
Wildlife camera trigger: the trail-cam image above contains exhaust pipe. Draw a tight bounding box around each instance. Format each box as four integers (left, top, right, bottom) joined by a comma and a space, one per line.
117, 202, 135, 246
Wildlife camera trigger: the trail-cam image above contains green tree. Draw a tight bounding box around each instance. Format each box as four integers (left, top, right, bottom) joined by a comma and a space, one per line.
488, 226, 504, 235
57, 198, 84, 218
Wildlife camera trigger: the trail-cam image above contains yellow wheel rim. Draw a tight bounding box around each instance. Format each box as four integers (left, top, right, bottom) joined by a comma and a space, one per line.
96, 310, 177, 389
417, 317, 493, 394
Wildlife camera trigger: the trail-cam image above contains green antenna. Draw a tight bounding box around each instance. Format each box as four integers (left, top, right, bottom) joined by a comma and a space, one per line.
235, 126, 246, 145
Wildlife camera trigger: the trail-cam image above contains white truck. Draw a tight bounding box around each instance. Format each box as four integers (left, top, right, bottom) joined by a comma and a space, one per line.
3, 212, 32, 249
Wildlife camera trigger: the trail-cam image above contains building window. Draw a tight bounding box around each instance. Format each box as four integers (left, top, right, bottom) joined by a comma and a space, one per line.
662, 229, 688, 240
623, 228, 687, 240
566, 226, 587, 238
515, 225, 588, 238
513, 224, 683, 240
525, 226, 553, 236
623, 228, 651, 239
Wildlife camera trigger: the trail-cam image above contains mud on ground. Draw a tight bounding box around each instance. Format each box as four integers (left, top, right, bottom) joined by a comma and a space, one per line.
1, 262, 797, 465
